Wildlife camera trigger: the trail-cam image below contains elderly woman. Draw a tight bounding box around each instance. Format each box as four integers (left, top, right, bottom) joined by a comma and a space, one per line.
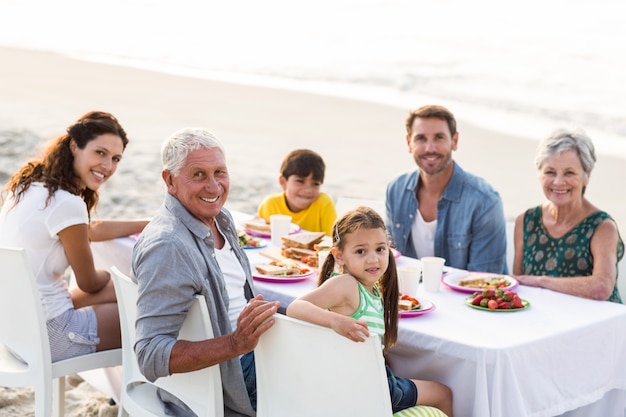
513, 128, 623, 303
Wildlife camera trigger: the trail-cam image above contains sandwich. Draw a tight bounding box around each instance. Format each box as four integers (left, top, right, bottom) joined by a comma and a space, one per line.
398, 294, 421, 311
282, 247, 317, 265
244, 217, 271, 234
280, 232, 326, 266
281, 232, 325, 249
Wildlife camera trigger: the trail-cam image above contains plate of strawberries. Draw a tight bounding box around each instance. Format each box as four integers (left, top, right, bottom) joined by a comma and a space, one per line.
465, 288, 529, 312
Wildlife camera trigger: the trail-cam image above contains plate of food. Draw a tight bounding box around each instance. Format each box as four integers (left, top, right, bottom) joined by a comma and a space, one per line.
237, 229, 267, 249
442, 272, 518, 294
398, 294, 435, 318
244, 217, 302, 238
252, 260, 314, 283
464, 289, 530, 312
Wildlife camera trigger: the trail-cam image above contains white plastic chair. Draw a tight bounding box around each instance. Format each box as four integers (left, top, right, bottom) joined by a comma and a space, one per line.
0, 246, 122, 417
254, 313, 448, 417
505, 220, 515, 273
111, 266, 224, 417
617, 255, 626, 300
335, 196, 386, 218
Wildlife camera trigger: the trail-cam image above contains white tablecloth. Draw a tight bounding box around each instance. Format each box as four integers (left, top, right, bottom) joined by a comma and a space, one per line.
91, 210, 626, 417
246, 246, 626, 417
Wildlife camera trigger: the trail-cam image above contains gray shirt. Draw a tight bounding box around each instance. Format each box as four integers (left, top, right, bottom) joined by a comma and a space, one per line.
132, 193, 256, 417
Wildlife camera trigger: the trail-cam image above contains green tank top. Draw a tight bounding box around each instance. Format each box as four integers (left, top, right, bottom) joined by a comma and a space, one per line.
351, 281, 385, 341
522, 206, 624, 303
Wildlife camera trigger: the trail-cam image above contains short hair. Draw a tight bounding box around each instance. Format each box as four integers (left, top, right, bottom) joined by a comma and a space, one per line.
279, 149, 326, 183
535, 128, 596, 180
161, 128, 225, 175
405, 105, 457, 136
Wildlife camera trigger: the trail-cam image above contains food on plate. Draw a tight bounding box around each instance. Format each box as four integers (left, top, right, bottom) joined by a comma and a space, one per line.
244, 217, 271, 234
470, 288, 525, 310
398, 294, 421, 311
458, 274, 510, 289
237, 229, 264, 247
283, 246, 317, 262
255, 260, 311, 277
280, 232, 326, 267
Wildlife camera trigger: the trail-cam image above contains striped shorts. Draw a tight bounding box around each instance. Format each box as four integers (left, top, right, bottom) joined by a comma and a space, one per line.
47, 307, 100, 362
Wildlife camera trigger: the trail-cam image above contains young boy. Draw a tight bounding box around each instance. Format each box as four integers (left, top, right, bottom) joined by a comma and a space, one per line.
258, 149, 337, 236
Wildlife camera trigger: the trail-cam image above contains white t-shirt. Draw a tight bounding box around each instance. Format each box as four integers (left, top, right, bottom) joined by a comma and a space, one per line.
0, 183, 88, 320
214, 237, 247, 330
411, 208, 437, 259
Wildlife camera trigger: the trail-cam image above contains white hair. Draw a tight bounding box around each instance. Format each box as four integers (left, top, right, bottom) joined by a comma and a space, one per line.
161, 128, 225, 175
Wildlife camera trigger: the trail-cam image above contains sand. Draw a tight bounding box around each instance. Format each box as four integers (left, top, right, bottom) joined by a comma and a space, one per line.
1, 46, 625, 415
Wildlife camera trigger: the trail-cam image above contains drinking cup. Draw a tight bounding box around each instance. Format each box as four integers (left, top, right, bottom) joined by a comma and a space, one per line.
421, 256, 446, 292
397, 266, 421, 297
317, 248, 331, 269
269, 214, 292, 247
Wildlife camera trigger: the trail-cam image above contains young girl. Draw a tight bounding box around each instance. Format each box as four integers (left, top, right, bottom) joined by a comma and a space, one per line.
0, 111, 148, 362
286, 206, 453, 416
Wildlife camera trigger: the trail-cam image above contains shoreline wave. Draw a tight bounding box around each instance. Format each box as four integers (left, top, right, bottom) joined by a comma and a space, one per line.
62, 50, 626, 160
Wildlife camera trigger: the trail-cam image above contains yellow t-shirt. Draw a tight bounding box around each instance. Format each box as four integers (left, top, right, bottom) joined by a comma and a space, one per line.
257, 192, 337, 236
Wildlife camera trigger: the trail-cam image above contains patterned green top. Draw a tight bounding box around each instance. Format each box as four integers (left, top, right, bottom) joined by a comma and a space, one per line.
523, 206, 624, 303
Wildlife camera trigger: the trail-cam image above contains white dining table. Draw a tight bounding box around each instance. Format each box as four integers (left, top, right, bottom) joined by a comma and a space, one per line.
89, 209, 626, 417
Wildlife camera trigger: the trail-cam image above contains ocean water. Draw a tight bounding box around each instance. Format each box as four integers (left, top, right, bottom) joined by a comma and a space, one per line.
1, 0, 625, 156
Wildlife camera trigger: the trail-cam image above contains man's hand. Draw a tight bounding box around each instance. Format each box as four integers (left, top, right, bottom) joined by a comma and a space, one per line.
230, 295, 280, 354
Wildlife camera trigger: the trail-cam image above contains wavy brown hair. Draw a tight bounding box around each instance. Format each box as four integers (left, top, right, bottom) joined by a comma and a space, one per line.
319, 206, 399, 351
3, 111, 128, 215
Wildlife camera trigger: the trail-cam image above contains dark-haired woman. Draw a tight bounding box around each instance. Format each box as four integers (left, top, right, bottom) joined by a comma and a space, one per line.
0, 111, 148, 361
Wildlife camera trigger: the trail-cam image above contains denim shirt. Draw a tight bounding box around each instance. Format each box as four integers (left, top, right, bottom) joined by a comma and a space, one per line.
132, 193, 256, 417
385, 162, 508, 273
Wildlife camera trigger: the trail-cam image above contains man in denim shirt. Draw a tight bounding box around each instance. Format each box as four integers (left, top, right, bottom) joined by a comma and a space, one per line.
386, 105, 507, 273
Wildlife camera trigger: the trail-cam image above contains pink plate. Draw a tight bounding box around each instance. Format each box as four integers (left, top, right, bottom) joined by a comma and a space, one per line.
442, 272, 519, 294
398, 298, 435, 318
245, 223, 302, 238
252, 270, 314, 283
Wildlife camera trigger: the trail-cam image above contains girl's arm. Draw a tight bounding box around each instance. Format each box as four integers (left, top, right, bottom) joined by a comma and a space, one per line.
286, 276, 370, 342
89, 219, 149, 242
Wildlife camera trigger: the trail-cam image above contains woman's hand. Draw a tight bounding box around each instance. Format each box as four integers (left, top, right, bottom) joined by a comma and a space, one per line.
513, 274, 544, 287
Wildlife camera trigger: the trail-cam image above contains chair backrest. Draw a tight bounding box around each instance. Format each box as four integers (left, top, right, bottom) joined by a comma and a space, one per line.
335, 196, 386, 219
0, 246, 51, 387
617, 255, 626, 300
254, 313, 392, 417
111, 266, 224, 417
505, 221, 515, 273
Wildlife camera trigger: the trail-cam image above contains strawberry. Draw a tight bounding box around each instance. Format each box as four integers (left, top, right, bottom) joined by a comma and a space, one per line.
487, 299, 498, 310
471, 295, 483, 306
498, 301, 511, 309
512, 298, 524, 309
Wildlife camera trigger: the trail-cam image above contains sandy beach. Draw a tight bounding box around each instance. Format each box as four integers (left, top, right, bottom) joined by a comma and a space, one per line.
1, 46, 625, 415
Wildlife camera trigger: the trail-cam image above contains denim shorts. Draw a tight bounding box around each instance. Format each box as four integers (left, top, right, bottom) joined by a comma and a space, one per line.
47, 307, 100, 362
240, 351, 257, 410
386, 365, 418, 413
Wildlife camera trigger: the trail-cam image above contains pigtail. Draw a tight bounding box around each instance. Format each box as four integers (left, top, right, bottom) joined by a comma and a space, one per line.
318, 248, 336, 286
380, 251, 399, 352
